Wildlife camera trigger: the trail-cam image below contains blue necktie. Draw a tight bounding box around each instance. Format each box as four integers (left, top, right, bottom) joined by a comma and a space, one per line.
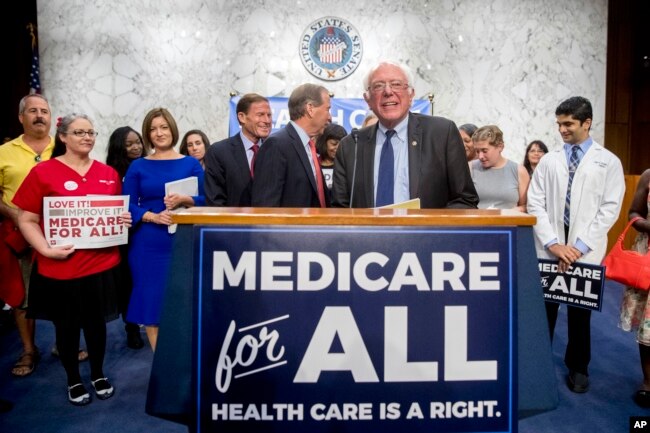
564, 146, 581, 227
376, 130, 395, 207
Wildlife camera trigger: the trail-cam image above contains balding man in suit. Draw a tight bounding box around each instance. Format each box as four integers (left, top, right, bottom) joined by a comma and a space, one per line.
332, 60, 478, 209
251, 83, 331, 207
204, 93, 272, 206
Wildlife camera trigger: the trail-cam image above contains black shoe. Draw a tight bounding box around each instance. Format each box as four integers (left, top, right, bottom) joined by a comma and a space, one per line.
126, 325, 144, 350
91, 378, 114, 400
635, 390, 650, 408
68, 383, 91, 406
567, 371, 589, 393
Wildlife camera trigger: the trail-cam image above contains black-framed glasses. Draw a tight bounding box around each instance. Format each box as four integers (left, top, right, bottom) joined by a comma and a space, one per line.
368, 80, 410, 93
66, 129, 99, 138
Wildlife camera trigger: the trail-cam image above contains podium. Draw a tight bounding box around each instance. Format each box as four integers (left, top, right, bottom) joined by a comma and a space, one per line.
146, 208, 557, 432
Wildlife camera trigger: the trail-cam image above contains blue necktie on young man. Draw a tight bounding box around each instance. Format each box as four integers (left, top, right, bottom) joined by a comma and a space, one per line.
564, 145, 581, 228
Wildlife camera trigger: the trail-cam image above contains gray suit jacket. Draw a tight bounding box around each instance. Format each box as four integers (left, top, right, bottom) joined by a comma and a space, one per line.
332, 112, 478, 209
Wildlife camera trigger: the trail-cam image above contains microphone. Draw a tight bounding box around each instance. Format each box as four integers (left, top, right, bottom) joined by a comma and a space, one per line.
349, 128, 359, 208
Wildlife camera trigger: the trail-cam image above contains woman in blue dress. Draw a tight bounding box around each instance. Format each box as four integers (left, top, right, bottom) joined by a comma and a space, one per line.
123, 108, 204, 350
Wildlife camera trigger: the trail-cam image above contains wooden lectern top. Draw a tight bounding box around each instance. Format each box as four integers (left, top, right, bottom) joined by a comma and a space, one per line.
172, 207, 536, 226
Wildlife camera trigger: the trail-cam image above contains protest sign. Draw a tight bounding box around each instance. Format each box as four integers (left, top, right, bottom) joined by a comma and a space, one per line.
538, 259, 605, 311
43, 195, 129, 249
194, 226, 516, 433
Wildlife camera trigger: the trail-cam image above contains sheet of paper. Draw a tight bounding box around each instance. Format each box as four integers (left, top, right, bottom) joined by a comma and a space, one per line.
165, 177, 198, 234
377, 198, 421, 209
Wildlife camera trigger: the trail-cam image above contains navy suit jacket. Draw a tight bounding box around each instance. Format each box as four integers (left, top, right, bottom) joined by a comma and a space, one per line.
251, 123, 329, 207
203, 134, 253, 206
332, 113, 478, 209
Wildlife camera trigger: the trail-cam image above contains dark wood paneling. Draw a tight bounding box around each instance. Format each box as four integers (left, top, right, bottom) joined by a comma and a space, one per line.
606, 1, 650, 175
609, 175, 641, 251
0, 2, 38, 142
605, 123, 630, 169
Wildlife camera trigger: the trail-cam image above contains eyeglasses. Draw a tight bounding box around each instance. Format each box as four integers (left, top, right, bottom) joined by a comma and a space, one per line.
66, 129, 99, 138
368, 80, 410, 93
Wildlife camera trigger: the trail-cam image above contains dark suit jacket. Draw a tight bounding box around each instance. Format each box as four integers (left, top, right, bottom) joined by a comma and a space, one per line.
204, 134, 253, 206
332, 113, 478, 209
251, 123, 329, 207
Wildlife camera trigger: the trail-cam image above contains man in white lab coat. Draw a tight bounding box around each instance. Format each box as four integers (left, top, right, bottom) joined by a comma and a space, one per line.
528, 96, 624, 393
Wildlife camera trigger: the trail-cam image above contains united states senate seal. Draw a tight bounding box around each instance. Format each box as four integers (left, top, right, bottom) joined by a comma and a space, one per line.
299, 17, 363, 81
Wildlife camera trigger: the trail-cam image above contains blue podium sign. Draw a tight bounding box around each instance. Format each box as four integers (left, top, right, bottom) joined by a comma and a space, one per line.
194, 225, 517, 433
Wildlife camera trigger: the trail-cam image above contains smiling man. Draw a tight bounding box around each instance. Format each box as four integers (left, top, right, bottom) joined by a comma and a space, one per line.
0, 94, 54, 378
527, 96, 624, 394
204, 93, 272, 206
251, 84, 332, 208
331, 60, 477, 209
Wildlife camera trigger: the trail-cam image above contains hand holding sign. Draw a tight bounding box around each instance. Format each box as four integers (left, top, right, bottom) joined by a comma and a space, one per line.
121, 211, 132, 228
43, 243, 76, 260
548, 244, 583, 272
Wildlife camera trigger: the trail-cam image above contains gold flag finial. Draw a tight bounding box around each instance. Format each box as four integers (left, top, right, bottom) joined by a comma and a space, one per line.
26, 23, 37, 50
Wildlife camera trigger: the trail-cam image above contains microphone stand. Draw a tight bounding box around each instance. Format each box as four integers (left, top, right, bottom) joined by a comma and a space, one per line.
349, 128, 359, 208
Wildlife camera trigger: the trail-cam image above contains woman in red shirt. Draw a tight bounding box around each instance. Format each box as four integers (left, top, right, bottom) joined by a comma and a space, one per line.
13, 114, 131, 406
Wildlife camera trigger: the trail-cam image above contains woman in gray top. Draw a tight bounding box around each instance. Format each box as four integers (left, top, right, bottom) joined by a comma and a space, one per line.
470, 125, 529, 212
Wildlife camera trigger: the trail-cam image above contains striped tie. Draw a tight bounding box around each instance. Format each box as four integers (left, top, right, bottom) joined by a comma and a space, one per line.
564, 146, 580, 227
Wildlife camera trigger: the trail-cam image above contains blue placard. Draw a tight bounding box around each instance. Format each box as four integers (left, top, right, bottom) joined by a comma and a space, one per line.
194, 226, 516, 433
538, 259, 605, 311
228, 97, 432, 136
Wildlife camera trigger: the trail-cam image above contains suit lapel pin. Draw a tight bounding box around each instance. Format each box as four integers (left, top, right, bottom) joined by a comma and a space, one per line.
411, 140, 417, 147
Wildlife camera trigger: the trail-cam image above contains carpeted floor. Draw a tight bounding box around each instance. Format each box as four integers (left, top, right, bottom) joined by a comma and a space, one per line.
0, 280, 648, 433
0, 316, 185, 433
519, 280, 650, 432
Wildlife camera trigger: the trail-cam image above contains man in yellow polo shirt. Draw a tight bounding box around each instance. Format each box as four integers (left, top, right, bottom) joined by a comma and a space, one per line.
0, 93, 54, 377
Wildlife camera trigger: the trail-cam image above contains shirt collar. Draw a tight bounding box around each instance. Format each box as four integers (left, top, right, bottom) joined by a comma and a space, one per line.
377, 116, 409, 142
290, 120, 311, 147
563, 137, 593, 156
239, 131, 261, 150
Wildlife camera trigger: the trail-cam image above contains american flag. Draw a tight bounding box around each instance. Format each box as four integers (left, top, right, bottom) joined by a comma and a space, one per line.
318, 28, 344, 64
27, 23, 41, 94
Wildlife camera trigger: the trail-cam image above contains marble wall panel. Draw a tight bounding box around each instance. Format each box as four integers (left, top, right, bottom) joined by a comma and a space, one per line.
38, 0, 607, 164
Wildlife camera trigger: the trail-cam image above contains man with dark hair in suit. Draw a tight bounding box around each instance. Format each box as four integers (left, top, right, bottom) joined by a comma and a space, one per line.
204, 93, 272, 206
331, 60, 478, 209
528, 96, 624, 393
251, 83, 331, 207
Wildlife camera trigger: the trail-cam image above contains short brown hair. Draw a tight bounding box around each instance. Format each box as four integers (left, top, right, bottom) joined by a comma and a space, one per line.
471, 125, 504, 147
288, 84, 328, 121
141, 107, 179, 153
236, 93, 269, 124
